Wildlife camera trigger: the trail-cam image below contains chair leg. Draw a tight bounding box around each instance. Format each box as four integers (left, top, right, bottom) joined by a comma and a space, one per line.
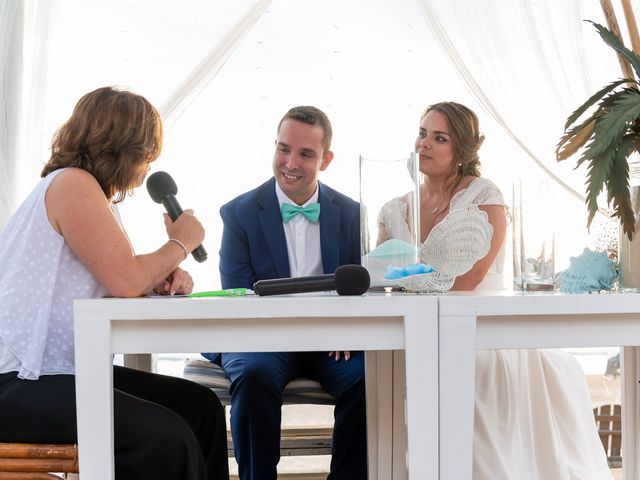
0, 474, 65, 479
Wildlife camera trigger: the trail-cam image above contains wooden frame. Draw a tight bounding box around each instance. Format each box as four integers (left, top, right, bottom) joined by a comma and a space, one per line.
0, 443, 78, 479
594, 404, 622, 468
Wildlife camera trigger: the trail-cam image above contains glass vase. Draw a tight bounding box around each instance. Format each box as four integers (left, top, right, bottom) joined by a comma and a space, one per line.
512, 179, 555, 291
619, 185, 640, 292
360, 154, 419, 288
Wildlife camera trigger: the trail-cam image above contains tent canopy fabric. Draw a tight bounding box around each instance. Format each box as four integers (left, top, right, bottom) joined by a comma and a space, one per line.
1, 0, 635, 288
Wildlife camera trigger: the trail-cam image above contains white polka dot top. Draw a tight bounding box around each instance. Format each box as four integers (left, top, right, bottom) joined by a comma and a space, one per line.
0, 168, 113, 379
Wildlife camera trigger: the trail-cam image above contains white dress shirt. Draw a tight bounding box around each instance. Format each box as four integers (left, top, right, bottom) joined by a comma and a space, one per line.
275, 182, 323, 277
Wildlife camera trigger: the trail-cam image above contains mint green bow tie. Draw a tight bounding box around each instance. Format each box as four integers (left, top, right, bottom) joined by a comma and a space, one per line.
280, 203, 321, 223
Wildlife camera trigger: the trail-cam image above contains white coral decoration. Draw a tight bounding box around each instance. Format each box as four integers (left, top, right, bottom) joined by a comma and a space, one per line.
396, 204, 494, 293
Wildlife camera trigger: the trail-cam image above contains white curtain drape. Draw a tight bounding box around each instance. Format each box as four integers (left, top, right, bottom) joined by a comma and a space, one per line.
4, 0, 635, 287
18, 1, 53, 204
414, 0, 615, 202
0, 1, 23, 229
413, 0, 632, 267
160, 0, 273, 127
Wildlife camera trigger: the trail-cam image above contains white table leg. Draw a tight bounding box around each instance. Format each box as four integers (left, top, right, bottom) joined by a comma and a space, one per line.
365, 351, 378, 480
392, 350, 407, 480
403, 300, 439, 479
74, 306, 114, 480
438, 311, 476, 480
622, 346, 640, 480
366, 350, 394, 479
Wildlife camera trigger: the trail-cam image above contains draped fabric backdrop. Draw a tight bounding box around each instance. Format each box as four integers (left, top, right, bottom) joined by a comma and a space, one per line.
0, 1, 22, 227
1, 0, 638, 289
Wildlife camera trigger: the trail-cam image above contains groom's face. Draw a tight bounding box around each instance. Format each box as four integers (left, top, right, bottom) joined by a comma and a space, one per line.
273, 119, 334, 205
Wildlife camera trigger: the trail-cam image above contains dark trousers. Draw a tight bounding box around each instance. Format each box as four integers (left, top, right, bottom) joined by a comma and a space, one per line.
0, 365, 229, 480
221, 351, 367, 480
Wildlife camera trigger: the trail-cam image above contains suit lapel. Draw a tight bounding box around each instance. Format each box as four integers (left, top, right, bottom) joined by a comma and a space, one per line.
258, 179, 290, 278
318, 183, 340, 273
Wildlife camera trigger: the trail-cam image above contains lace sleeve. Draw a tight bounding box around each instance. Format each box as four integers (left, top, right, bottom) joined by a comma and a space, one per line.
473, 183, 504, 206
450, 177, 505, 209
376, 197, 413, 244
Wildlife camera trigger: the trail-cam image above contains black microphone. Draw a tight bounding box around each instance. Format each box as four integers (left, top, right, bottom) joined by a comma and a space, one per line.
146, 171, 207, 263
253, 264, 370, 296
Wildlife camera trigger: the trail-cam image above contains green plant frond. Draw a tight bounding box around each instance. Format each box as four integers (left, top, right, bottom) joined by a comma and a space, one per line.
556, 89, 640, 161
557, 118, 595, 160
564, 78, 628, 129
575, 154, 587, 169
586, 90, 640, 158
607, 137, 636, 239
576, 94, 625, 163
559, 21, 640, 239
581, 133, 613, 162
589, 21, 640, 80
606, 135, 635, 203
575, 151, 588, 169
584, 143, 617, 228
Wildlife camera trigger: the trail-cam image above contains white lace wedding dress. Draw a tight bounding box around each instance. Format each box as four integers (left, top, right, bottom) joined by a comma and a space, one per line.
378, 177, 612, 479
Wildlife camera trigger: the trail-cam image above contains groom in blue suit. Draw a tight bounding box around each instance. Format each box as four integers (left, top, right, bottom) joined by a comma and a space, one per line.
204, 106, 366, 480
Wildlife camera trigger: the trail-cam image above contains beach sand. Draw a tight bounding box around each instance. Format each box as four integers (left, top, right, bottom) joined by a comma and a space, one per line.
588, 374, 621, 406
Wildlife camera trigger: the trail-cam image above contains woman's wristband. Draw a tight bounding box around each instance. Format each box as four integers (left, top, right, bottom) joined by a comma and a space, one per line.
168, 238, 188, 259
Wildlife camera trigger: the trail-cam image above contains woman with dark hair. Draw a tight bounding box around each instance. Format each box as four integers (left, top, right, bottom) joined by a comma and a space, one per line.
0, 86, 229, 480
379, 101, 611, 479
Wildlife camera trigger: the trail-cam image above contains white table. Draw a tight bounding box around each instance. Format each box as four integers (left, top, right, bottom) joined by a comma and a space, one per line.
438, 291, 640, 480
74, 293, 437, 480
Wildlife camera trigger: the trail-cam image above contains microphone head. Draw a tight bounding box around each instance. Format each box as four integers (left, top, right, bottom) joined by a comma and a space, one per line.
334, 265, 370, 296
146, 171, 178, 203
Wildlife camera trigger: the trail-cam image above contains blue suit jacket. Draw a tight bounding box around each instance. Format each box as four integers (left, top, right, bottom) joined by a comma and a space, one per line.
219, 178, 361, 289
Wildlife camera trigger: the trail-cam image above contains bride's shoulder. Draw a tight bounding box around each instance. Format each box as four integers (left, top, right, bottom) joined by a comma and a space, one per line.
455, 175, 479, 191
470, 177, 501, 192
452, 177, 504, 207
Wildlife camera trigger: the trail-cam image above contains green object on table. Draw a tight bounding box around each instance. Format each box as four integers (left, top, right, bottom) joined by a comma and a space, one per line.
189, 288, 248, 298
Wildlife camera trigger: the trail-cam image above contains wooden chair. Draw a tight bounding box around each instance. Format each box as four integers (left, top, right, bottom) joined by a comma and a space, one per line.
0, 443, 78, 479
0, 359, 332, 479
593, 404, 622, 468
183, 358, 333, 457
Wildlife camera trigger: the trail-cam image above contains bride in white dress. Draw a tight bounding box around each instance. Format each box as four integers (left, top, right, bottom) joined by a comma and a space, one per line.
378, 102, 611, 479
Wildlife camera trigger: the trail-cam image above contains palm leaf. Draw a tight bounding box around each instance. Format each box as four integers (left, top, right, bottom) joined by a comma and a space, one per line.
585, 90, 640, 158
556, 118, 594, 160
558, 21, 640, 240
606, 135, 635, 203
559, 89, 627, 162
576, 94, 620, 167
584, 142, 617, 228
607, 135, 636, 239
575, 150, 589, 169
563, 78, 628, 129
589, 21, 640, 80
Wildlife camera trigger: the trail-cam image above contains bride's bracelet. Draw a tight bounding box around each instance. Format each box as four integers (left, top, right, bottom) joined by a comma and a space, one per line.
168, 238, 188, 259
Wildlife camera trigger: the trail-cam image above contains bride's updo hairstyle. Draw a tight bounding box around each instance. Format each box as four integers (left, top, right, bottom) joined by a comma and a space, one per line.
423, 101, 484, 181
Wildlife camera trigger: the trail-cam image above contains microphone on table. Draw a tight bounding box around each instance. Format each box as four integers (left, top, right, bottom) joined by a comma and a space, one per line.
146, 171, 208, 263
253, 264, 370, 296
